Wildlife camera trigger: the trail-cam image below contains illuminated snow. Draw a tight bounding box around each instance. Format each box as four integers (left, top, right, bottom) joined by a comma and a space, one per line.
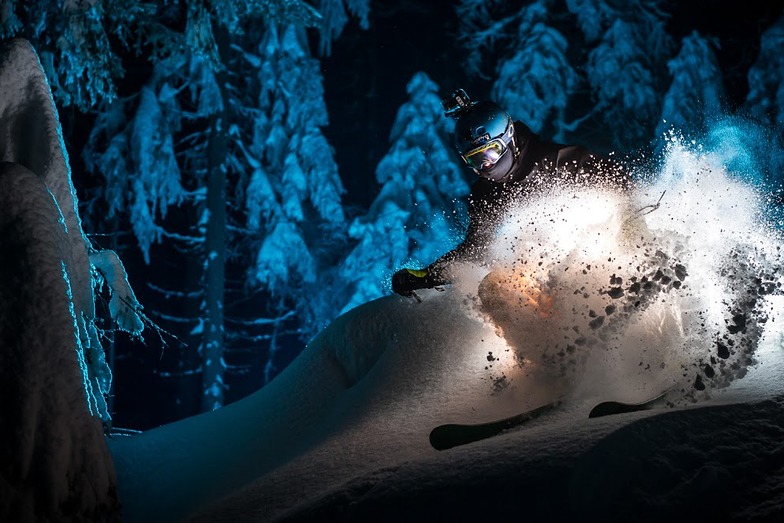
454, 134, 783, 404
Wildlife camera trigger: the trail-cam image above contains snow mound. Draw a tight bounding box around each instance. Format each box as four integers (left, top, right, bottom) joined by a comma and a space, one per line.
111, 292, 549, 522
0, 39, 120, 522
186, 311, 784, 522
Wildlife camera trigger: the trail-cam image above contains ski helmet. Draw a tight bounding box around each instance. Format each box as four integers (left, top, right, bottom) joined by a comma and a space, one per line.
451, 99, 517, 182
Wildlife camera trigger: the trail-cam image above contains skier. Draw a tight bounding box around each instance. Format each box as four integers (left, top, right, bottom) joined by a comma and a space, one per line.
391, 89, 629, 297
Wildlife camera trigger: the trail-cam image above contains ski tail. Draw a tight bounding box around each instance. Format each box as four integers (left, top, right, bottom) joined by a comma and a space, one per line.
429, 400, 560, 451
588, 388, 672, 418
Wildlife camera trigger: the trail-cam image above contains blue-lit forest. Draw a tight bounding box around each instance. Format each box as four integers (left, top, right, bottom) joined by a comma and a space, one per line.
6, 1, 784, 521
4, 0, 783, 431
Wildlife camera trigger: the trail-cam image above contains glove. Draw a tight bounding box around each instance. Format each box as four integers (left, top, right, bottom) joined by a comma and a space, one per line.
391, 268, 438, 297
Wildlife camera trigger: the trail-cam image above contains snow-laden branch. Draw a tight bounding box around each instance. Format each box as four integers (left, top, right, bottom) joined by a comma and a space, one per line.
147, 282, 204, 300
90, 249, 145, 334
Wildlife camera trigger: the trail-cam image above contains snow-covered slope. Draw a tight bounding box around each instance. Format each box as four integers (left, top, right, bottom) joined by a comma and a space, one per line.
233, 390, 784, 523
109, 134, 784, 522
111, 290, 784, 523
109, 292, 532, 522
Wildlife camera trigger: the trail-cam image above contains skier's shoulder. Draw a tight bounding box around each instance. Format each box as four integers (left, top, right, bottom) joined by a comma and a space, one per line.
513, 120, 536, 145
555, 143, 599, 170
468, 177, 501, 204
466, 177, 510, 220
516, 123, 572, 167
540, 137, 630, 189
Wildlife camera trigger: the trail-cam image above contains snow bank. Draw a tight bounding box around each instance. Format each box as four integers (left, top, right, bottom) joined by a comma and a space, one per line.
109, 292, 533, 522
250, 392, 784, 522
0, 38, 142, 521
0, 162, 119, 520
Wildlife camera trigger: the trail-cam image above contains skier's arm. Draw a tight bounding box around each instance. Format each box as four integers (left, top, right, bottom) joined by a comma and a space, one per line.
425, 211, 493, 283
391, 218, 490, 297
391, 182, 497, 297
391, 200, 493, 296
390, 240, 469, 296
392, 199, 494, 296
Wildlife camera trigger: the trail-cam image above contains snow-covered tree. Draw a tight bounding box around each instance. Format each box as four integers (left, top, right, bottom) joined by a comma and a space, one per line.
456, 0, 676, 150
564, 0, 615, 43
491, 0, 579, 138
244, 20, 348, 353
746, 14, 784, 138
570, 0, 673, 149
745, 14, 784, 190
656, 31, 725, 141
339, 72, 469, 313
84, 62, 186, 263
455, 0, 517, 79
84, 48, 229, 412
0, 38, 147, 520
315, 0, 370, 55
78, 0, 358, 413
0, 0, 123, 109
0, 36, 145, 428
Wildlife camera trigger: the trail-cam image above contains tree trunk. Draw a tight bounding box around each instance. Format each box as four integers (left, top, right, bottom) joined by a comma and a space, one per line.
200, 31, 230, 412
201, 114, 228, 411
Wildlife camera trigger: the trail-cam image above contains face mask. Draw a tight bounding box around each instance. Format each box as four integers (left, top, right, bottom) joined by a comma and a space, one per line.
474, 146, 515, 182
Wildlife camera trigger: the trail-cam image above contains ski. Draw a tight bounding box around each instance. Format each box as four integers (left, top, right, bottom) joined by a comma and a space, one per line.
430, 388, 672, 450
588, 388, 671, 418
429, 400, 561, 451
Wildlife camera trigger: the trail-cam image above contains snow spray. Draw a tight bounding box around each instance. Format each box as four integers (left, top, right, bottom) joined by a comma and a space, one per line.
455, 131, 783, 405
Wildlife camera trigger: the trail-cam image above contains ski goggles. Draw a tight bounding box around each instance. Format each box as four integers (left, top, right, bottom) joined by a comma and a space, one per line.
462, 140, 507, 171
460, 119, 514, 172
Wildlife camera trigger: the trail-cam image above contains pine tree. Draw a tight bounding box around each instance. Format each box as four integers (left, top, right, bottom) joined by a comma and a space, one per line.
0, 0, 119, 110
491, 0, 579, 138
314, 0, 371, 56
84, 61, 187, 264
243, 19, 350, 380
39, 0, 355, 415
745, 13, 784, 191
455, 0, 517, 79
656, 31, 725, 141
339, 72, 469, 313
457, 0, 675, 150
565, 0, 616, 43
569, 0, 674, 150
747, 14, 784, 137
84, 42, 236, 411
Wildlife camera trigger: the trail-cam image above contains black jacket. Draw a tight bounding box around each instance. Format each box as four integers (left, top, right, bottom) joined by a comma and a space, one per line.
428, 121, 628, 282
